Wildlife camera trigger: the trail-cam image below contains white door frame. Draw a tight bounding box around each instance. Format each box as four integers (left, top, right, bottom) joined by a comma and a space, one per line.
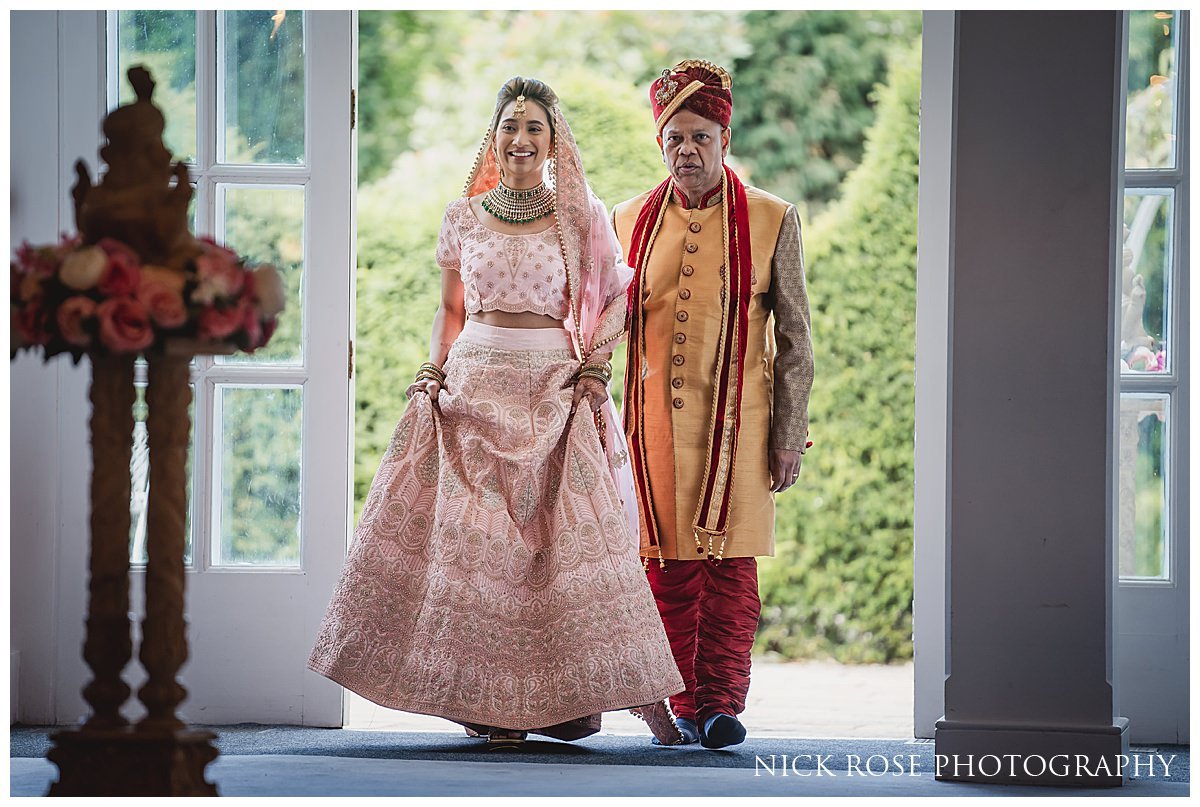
913, 9, 955, 739
10, 11, 356, 727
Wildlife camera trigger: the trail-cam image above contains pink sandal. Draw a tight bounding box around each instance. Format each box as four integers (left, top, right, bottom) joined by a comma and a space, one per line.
630, 700, 685, 746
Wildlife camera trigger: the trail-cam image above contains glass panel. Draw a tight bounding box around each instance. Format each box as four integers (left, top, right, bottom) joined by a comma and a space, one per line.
1118, 395, 1170, 580
130, 383, 195, 566
221, 10, 305, 164
116, 11, 197, 163
1120, 189, 1172, 374
1125, 9, 1179, 169
213, 385, 302, 566
218, 185, 304, 365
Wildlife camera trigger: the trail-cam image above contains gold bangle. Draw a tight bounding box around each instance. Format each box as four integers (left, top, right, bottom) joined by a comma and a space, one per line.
415, 363, 446, 384
577, 369, 611, 385
577, 360, 612, 384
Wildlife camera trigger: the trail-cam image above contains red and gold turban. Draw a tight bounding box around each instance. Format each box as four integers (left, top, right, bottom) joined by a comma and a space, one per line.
649, 59, 733, 136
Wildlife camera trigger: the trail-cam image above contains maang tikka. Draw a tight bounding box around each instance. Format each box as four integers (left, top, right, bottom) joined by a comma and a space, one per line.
514, 94, 527, 117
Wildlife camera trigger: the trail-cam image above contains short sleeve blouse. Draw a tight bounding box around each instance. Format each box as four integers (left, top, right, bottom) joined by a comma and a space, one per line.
434, 198, 570, 320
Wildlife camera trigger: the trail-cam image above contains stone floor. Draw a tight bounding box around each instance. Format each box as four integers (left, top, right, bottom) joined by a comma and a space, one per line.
347, 659, 918, 738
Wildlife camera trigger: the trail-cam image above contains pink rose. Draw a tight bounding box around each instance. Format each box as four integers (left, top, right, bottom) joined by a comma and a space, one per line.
197, 237, 240, 264
241, 303, 263, 350
137, 274, 187, 329
97, 239, 141, 298
96, 298, 154, 353
57, 295, 97, 346
14, 297, 50, 345
192, 250, 245, 304
16, 242, 57, 278
198, 300, 247, 341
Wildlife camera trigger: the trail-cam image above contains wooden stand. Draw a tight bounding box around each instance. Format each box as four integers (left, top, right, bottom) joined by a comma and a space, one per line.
46, 350, 219, 796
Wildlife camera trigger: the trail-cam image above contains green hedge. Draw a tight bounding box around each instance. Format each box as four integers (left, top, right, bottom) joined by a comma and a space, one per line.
755, 41, 920, 663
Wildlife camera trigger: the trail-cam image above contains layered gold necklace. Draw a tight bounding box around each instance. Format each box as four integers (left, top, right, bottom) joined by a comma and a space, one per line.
481, 180, 556, 225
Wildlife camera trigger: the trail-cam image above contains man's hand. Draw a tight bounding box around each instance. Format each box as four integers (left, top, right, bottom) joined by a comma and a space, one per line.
769, 449, 803, 493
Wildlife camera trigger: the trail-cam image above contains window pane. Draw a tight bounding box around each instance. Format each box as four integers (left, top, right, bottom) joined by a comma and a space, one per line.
1125, 9, 1178, 169
116, 11, 197, 163
213, 385, 302, 566
221, 10, 305, 164
130, 383, 194, 566
218, 185, 304, 365
1118, 395, 1170, 580
1120, 190, 1172, 374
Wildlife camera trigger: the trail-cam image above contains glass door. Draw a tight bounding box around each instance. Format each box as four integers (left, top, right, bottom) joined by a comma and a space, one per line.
108, 10, 355, 726
1115, 9, 1189, 744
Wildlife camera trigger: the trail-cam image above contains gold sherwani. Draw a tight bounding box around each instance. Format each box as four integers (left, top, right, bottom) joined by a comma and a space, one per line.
614, 185, 813, 559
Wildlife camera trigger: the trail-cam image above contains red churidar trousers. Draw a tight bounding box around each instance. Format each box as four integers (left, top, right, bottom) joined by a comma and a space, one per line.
646, 557, 761, 723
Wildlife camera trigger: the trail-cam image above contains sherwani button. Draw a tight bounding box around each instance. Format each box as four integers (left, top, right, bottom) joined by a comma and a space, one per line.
673, 398, 685, 409
674, 333, 686, 344
686, 243, 698, 253
672, 378, 684, 389
689, 222, 702, 233
673, 355, 685, 366
676, 311, 688, 322
679, 289, 691, 300
681, 265, 695, 276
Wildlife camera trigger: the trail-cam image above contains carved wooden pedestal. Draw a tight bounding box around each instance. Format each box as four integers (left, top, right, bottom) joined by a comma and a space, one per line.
46, 350, 219, 796
47, 727, 218, 797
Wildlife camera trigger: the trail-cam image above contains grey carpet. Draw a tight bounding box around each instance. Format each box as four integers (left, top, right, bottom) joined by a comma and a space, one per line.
9, 724, 1189, 784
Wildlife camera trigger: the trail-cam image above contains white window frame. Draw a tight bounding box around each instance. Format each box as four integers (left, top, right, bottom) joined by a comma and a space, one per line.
1118, 10, 1189, 588
106, 10, 317, 573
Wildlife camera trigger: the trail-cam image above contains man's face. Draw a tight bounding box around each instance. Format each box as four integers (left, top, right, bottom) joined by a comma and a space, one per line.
658, 109, 730, 199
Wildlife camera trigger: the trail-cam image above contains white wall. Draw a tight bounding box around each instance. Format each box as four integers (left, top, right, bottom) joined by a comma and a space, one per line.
10, 11, 104, 725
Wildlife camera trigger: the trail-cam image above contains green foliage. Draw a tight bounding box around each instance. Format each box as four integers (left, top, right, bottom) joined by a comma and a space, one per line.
117, 10, 198, 161
218, 386, 303, 564
222, 11, 305, 164
354, 10, 749, 185
1127, 10, 1177, 97
755, 41, 921, 663
731, 11, 920, 217
555, 70, 667, 209
357, 12, 465, 185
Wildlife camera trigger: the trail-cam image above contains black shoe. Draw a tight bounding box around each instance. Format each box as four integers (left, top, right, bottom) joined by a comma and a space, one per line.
651, 716, 699, 746
700, 713, 746, 749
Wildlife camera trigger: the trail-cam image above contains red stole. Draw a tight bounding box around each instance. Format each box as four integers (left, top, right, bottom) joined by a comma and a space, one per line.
624, 165, 753, 561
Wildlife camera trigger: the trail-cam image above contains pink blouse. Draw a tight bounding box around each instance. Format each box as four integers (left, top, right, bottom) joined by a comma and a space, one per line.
434, 198, 570, 320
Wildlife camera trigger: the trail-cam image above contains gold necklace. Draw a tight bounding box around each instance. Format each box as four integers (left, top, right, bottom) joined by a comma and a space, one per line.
481, 180, 556, 225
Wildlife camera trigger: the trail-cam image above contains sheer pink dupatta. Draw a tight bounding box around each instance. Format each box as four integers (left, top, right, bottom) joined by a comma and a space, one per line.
462, 107, 639, 549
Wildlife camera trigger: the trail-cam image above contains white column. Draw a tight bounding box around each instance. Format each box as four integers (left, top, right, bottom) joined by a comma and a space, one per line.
935, 11, 1129, 786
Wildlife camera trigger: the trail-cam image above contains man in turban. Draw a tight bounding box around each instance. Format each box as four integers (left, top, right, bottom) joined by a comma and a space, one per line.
613, 59, 814, 749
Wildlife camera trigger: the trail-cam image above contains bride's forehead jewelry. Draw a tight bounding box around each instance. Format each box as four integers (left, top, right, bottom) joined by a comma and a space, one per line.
514, 94, 527, 117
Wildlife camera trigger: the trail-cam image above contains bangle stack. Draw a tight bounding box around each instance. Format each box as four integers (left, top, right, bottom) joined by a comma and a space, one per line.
415, 362, 446, 385
574, 358, 613, 385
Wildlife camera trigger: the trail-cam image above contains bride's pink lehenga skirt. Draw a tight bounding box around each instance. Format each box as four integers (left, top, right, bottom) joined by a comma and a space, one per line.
308, 322, 683, 740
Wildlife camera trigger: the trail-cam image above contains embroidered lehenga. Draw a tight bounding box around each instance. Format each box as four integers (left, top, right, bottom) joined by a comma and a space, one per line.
308, 106, 683, 740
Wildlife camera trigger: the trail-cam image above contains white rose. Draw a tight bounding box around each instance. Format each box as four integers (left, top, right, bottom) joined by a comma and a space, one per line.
59, 246, 108, 290
252, 264, 286, 318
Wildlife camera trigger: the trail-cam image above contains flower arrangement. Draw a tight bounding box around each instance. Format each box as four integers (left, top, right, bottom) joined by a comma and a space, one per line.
11, 234, 284, 362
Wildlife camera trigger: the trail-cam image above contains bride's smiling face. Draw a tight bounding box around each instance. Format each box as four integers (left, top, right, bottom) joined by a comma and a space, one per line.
494, 99, 552, 187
